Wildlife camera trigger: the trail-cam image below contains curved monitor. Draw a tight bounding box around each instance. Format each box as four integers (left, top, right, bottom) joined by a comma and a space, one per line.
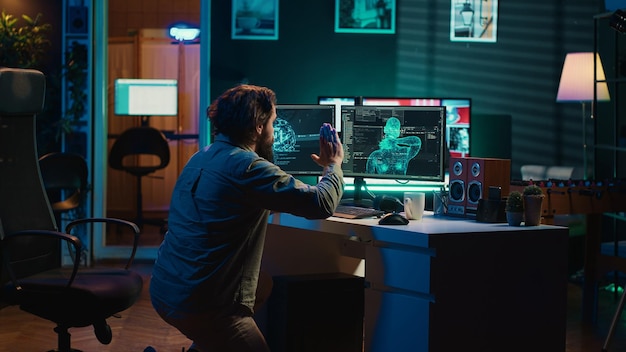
272, 104, 335, 175
341, 105, 446, 182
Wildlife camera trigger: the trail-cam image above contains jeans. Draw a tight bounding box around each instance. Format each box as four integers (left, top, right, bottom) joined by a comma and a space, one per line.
152, 271, 273, 352
157, 304, 270, 352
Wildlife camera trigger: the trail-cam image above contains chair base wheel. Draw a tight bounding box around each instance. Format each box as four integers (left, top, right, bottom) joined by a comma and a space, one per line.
94, 323, 112, 344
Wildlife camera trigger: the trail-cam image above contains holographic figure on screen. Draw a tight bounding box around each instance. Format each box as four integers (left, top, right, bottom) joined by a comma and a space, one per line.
366, 117, 422, 175
272, 118, 296, 152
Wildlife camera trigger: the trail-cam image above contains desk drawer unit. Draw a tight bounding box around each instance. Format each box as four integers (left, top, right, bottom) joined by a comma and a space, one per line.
363, 228, 568, 352
365, 289, 430, 352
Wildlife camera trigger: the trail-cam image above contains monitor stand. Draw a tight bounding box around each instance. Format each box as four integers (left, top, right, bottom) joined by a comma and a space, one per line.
340, 177, 374, 208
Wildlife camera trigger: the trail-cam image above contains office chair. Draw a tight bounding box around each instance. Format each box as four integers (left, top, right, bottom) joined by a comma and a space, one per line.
108, 126, 170, 232
39, 152, 89, 221
0, 67, 143, 352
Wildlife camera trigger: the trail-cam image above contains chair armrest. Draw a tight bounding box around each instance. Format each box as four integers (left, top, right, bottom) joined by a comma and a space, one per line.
65, 218, 141, 270
1, 230, 82, 289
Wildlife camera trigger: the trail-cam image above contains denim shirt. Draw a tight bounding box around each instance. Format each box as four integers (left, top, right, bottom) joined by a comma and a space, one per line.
150, 134, 344, 315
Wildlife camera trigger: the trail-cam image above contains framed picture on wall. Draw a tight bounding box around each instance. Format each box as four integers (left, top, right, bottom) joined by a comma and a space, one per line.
450, 0, 498, 43
335, 0, 396, 34
232, 0, 279, 40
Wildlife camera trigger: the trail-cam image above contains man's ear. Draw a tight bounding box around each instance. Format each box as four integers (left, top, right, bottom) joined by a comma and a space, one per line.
255, 123, 264, 135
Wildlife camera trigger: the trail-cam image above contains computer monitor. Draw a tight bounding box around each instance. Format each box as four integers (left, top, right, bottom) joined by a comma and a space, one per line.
441, 99, 470, 158
273, 104, 336, 175
114, 78, 178, 116
341, 105, 446, 183
318, 96, 471, 157
317, 97, 355, 132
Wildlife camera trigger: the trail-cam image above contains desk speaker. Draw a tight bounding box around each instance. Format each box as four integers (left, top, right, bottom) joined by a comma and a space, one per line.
448, 157, 467, 216
464, 157, 511, 217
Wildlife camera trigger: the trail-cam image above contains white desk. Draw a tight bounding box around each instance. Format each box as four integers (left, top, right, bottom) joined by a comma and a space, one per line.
263, 212, 569, 352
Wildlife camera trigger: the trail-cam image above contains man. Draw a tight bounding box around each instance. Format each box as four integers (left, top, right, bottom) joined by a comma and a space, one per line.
150, 84, 344, 352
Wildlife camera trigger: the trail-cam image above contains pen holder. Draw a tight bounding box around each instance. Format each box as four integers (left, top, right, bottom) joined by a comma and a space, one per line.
433, 190, 448, 216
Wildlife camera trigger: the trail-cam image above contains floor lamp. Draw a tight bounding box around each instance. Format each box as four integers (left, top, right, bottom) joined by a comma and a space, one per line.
556, 52, 610, 180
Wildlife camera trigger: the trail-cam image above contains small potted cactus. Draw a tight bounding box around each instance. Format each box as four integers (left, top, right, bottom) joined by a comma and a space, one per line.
505, 191, 524, 226
523, 184, 544, 226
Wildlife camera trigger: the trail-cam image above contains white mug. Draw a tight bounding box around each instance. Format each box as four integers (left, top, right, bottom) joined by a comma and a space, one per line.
404, 192, 425, 220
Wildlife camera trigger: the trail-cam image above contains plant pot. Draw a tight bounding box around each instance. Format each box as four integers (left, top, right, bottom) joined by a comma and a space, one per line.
506, 211, 524, 226
523, 195, 544, 226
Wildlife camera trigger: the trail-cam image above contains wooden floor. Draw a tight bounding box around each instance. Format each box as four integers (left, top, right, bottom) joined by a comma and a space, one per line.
0, 263, 191, 352
566, 281, 626, 351
2, 268, 626, 352
3, 227, 626, 351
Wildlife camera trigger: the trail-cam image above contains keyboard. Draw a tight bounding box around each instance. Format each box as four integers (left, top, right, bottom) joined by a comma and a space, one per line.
333, 205, 385, 219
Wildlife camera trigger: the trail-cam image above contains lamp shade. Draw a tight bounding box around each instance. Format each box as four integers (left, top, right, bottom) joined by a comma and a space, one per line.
556, 52, 610, 102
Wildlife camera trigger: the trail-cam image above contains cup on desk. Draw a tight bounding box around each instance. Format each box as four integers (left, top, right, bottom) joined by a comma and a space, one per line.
404, 192, 425, 220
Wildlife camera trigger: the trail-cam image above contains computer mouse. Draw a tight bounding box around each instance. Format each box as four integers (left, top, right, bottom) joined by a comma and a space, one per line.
378, 212, 409, 225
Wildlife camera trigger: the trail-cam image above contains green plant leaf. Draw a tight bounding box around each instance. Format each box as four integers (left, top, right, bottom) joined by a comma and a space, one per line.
22, 14, 33, 24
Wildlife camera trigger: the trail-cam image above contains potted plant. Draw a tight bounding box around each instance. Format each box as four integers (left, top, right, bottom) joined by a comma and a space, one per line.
58, 41, 88, 152
0, 11, 61, 155
0, 11, 51, 69
505, 191, 524, 226
523, 184, 544, 226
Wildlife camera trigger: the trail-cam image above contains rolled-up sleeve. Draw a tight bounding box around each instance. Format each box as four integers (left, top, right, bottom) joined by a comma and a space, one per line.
240, 158, 344, 219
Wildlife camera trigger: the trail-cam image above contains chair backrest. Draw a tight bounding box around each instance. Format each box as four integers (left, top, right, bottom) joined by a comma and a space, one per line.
546, 166, 583, 180
108, 126, 170, 175
39, 152, 89, 213
520, 165, 547, 181
0, 67, 60, 285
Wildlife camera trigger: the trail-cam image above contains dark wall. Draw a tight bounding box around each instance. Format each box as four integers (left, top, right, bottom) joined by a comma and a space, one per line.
211, 1, 397, 104
4, 1, 612, 179
211, 0, 609, 179
396, 0, 609, 179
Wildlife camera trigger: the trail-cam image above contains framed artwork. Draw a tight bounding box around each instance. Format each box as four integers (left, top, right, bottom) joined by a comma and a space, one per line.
232, 0, 279, 40
450, 0, 498, 43
335, 0, 396, 34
